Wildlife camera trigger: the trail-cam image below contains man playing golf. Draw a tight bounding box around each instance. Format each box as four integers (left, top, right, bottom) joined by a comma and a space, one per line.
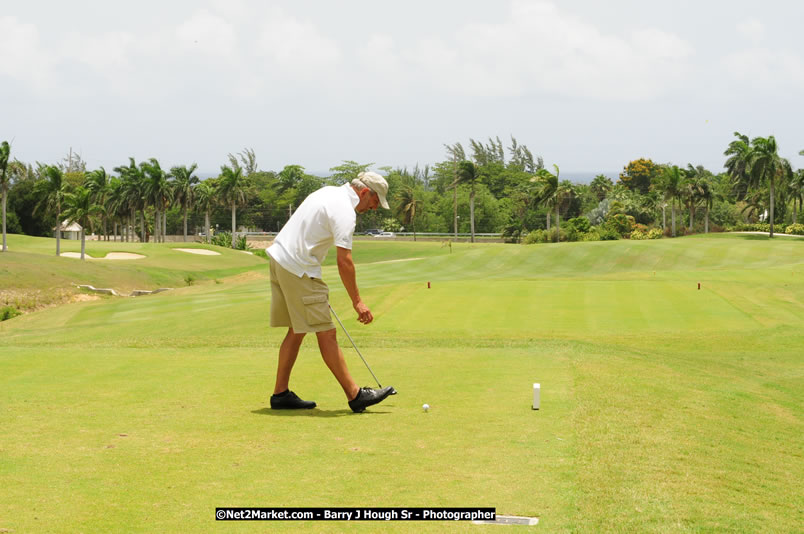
266, 171, 395, 413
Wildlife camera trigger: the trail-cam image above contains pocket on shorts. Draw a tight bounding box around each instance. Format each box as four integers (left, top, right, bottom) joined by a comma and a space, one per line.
301, 294, 330, 325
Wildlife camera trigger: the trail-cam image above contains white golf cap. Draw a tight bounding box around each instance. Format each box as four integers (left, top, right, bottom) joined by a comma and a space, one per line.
357, 171, 390, 209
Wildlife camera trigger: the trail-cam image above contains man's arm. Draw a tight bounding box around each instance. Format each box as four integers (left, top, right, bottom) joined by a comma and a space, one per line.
336, 246, 373, 324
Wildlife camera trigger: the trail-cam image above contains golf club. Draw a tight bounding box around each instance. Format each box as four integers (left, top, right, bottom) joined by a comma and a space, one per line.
329, 304, 397, 395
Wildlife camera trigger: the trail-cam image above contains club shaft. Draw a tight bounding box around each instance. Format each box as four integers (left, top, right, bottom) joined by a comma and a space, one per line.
329, 305, 382, 388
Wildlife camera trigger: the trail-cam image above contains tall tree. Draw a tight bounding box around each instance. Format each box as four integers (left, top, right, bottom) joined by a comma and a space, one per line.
0, 141, 9, 252
790, 169, 804, 224
654, 165, 683, 237
698, 178, 716, 233
395, 185, 420, 241
227, 148, 258, 176
114, 158, 147, 242
745, 136, 793, 237
329, 161, 373, 185
194, 180, 216, 243
142, 158, 172, 243
61, 187, 102, 260
218, 165, 247, 248
456, 160, 480, 243
34, 166, 69, 255
590, 174, 614, 202
171, 164, 199, 242
724, 132, 753, 203
444, 143, 465, 238
619, 158, 660, 195
532, 165, 561, 239
84, 167, 110, 240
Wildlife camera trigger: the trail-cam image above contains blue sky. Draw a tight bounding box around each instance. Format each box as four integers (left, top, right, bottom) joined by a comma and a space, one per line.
3, 0, 803, 178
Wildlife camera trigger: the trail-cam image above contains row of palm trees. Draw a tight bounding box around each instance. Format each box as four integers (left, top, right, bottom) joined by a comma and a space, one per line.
0, 148, 251, 259
723, 133, 802, 237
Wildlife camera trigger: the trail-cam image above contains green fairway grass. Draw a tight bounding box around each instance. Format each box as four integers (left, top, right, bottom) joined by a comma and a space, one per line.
1, 234, 802, 532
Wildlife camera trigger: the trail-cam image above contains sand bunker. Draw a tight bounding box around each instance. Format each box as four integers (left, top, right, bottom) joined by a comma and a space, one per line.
174, 248, 221, 256
62, 252, 145, 260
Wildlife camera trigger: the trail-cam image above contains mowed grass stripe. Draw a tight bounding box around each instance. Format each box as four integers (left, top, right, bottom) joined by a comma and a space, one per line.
1, 234, 803, 532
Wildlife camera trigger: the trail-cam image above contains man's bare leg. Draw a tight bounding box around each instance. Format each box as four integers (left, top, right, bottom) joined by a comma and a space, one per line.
316, 328, 360, 401
274, 328, 306, 395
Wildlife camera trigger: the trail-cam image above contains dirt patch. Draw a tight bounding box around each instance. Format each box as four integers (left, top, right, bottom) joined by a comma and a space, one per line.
248, 240, 272, 250
72, 293, 101, 303
1, 288, 78, 313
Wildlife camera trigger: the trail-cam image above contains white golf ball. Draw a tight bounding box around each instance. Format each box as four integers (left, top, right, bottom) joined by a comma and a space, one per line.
422, 403, 430, 412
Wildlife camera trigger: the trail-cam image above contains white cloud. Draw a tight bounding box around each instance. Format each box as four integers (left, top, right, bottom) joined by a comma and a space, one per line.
61, 31, 134, 71
356, 0, 694, 101
175, 9, 237, 59
724, 48, 804, 90
0, 16, 53, 89
736, 19, 765, 44
256, 6, 341, 78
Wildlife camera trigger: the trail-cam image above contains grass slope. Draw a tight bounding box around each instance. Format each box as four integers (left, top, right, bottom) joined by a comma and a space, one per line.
1, 234, 802, 532
0, 234, 267, 311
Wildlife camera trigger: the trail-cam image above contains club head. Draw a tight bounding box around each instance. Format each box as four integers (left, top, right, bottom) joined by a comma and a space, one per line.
389, 386, 398, 395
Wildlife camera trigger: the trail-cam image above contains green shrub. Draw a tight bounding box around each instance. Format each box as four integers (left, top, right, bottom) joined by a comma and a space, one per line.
234, 234, 252, 251
1, 306, 22, 321
582, 229, 601, 241
630, 229, 647, 240
568, 216, 591, 233
730, 223, 770, 232
647, 228, 663, 239
210, 232, 232, 247
598, 227, 620, 241
606, 213, 635, 236
784, 223, 804, 235
253, 249, 269, 260
184, 274, 196, 286
523, 230, 547, 244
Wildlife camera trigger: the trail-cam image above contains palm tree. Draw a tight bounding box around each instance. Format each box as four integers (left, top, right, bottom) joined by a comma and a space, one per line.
655, 165, 683, 237
395, 185, 420, 241
790, 170, 804, 224
456, 160, 480, 243
444, 143, 465, 238
217, 165, 247, 248
0, 141, 10, 252
142, 158, 172, 243
747, 136, 792, 237
681, 167, 705, 234
171, 164, 199, 242
589, 174, 613, 202
61, 187, 102, 260
532, 165, 564, 241
194, 180, 216, 243
105, 177, 124, 241
84, 167, 110, 240
698, 178, 716, 233
115, 158, 146, 242
555, 180, 575, 242
724, 132, 752, 201
34, 166, 70, 255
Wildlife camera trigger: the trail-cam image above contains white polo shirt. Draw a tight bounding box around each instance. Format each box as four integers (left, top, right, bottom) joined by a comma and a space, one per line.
267, 184, 359, 279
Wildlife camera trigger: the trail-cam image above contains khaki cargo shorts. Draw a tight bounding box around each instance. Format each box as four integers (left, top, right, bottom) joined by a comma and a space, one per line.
269, 259, 335, 333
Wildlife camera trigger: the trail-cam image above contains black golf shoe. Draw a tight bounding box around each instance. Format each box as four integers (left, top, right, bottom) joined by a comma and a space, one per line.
348, 386, 395, 413
270, 390, 316, 410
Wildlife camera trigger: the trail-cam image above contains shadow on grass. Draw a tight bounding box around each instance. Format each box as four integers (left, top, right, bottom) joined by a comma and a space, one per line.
251, 408, 391, 417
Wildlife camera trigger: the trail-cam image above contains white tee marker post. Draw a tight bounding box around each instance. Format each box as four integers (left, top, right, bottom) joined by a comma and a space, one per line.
533, 383, 540, 410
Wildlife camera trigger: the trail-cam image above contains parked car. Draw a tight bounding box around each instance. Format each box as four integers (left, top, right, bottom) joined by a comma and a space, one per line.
373, 231, 395, 238
363, 228, 383, 235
